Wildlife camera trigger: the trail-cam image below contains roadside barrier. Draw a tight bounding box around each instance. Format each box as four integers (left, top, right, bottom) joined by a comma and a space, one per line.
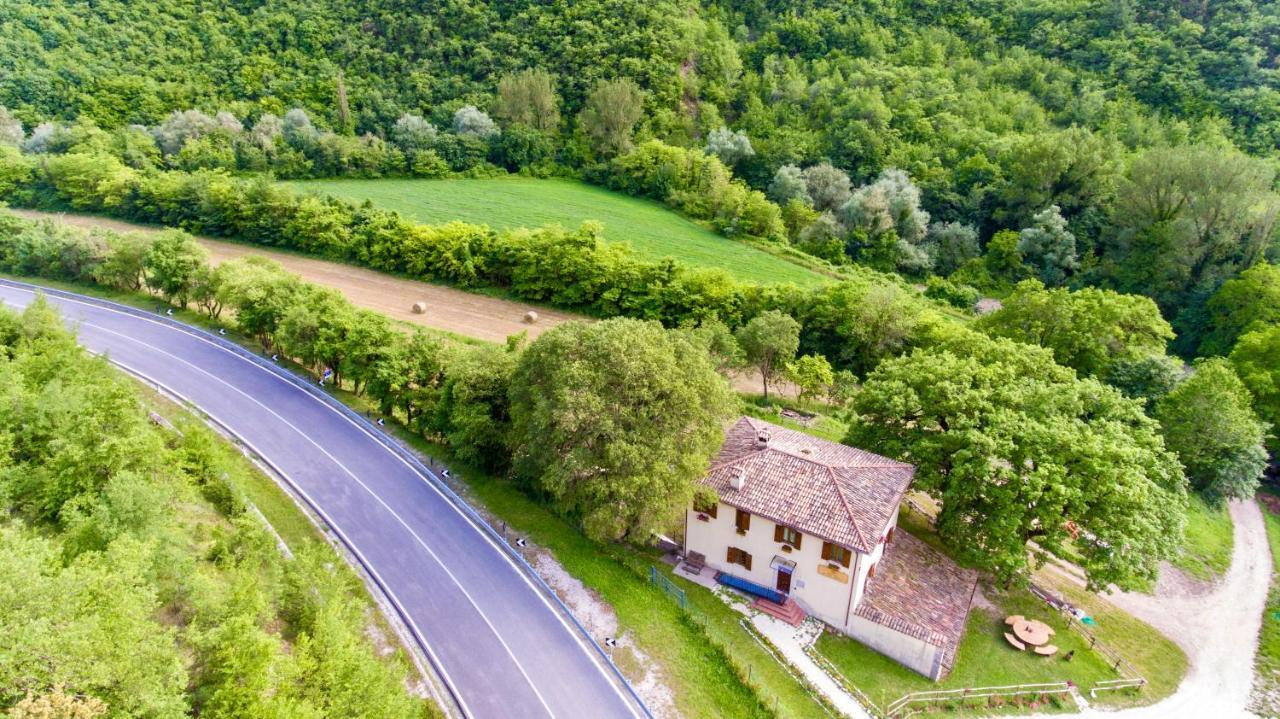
0, 278, 654, 719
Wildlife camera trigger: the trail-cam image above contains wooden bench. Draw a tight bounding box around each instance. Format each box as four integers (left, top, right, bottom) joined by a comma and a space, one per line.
1005, 614, 1025, 626
682, 551, 706, 576
1034, 644, 1059, 657
1003, 632, 1026, 651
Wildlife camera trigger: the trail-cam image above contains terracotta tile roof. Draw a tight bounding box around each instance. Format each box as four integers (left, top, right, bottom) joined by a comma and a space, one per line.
854, 532, 978, 672
702, 417, 914, 553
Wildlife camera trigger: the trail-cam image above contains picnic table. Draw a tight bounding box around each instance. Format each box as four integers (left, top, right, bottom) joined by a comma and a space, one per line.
1010, 617, 1055, 647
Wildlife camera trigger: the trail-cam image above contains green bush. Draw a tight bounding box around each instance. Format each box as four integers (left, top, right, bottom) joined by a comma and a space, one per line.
923, 276, 980, 310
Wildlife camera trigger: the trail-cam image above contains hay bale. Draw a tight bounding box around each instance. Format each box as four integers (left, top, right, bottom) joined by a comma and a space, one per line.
523, 310, 539, 324
411, 301, 428, 314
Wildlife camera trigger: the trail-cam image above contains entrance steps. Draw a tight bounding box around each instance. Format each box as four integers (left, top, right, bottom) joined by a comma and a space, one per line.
753, 596, 806, 626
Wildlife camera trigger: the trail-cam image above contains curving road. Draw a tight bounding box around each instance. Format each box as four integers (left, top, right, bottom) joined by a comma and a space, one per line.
0, 280, 645, 719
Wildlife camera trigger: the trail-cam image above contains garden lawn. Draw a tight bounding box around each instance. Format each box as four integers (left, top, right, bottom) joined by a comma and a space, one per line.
289, 177, 829, 287
1034, 572, 1186, 706
817, 592, 1117, 716
1172, 496, 1235, 581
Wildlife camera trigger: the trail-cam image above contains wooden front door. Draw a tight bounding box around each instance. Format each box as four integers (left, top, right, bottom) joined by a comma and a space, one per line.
775, 569, 791, 594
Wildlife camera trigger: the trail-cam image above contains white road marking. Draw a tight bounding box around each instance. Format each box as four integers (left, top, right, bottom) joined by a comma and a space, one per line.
79, 318, 560, 719
102, 357, 476, 719
6, 283, 644, 718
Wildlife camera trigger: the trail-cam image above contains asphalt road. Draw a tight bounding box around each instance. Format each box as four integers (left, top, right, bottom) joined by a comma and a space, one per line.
0, 281, 644, 719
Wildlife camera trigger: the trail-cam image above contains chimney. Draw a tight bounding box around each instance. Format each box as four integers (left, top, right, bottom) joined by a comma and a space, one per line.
729, 466, 747, 491
755, 429, 770, 450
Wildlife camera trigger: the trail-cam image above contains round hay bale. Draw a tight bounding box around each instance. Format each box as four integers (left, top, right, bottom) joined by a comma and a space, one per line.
411, 301, 428, 315
523, 310, 539, 324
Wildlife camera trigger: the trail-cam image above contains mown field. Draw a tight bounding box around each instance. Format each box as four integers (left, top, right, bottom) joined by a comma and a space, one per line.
289, 177, 829, 287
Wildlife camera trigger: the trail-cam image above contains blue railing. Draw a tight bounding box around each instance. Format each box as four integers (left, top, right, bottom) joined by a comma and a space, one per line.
718, 572, 787, 604
0, 278, 653, 719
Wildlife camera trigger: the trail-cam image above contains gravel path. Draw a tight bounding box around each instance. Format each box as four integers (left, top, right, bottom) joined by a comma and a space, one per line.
1036, 500, 1269, 719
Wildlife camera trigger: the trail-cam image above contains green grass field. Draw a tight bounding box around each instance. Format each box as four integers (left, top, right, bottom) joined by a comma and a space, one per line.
289, 177, 829, 287
1172, 496, 1235, 581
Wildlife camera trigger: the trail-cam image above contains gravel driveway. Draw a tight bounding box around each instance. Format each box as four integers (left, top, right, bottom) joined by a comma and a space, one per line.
1036, 500, 1269, 719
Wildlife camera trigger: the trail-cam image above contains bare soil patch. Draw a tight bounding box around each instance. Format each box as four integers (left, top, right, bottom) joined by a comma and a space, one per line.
11, 209, 782, 395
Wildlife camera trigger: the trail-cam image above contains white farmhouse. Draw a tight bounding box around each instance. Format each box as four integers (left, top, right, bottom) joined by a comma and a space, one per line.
683, 416, 977, 680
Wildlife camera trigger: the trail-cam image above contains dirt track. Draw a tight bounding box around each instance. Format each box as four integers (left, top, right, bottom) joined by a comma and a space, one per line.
12, 209, 580, 343
13, 209, 784, 395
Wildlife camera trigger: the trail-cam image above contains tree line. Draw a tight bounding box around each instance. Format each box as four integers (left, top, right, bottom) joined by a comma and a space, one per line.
0, 296, 434, 718
5, 210, 1270, 595
0, 148, 962, 379
3, 0, 1277, 325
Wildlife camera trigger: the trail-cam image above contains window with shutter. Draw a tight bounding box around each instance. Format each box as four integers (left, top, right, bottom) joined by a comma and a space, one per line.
823, 541, 851, 568
735, 509, 751, 533
777, 526, 801, 548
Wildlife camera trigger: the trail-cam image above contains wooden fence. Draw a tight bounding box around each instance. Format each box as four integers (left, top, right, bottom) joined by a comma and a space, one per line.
885, 682, 1073, 717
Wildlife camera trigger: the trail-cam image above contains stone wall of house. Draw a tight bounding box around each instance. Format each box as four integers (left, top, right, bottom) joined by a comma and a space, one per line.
845, 613, 946, 681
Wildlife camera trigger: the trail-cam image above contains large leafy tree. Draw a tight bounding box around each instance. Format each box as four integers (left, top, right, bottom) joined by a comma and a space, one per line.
1017, 205, 1079, 287
508, 318, 733, 541
847, 332, 1187, 590
1230, 324, 1280, 454
432, 344, 518, 473
578, 78, 645, 156
1108, 145, 1280, 345
143, 230, 209, 308
977, 279, 1173, 379
1155, 359, 1269, 504
1200, 262, 1280, 357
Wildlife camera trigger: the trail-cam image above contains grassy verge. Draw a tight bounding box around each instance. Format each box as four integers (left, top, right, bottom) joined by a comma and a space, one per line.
361, 409, 830, 718
8, 275, 826, 718
290, 177, 830, 287
1252, 493, 1280, 716
1171, 495, 1235, 581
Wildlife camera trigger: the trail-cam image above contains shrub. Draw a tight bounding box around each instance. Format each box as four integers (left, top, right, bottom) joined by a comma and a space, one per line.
924, 276, 980, 310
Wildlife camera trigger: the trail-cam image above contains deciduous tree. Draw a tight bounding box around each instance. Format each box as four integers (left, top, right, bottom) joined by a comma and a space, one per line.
1200, 262, 1280, 357
1155, 359, 1268, 504
735, 310, 800, 398
977, 280, 1173, 378
495, 69, 560, 133
508, 319, 733, 541
1017, 205, 1078, 287
578, 78, 644, 156
1230, 324, 1280, 453
847, 332, 1186, 589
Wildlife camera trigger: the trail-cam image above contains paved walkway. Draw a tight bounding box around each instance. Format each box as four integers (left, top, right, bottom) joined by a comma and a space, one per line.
677, 561, 873, 719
